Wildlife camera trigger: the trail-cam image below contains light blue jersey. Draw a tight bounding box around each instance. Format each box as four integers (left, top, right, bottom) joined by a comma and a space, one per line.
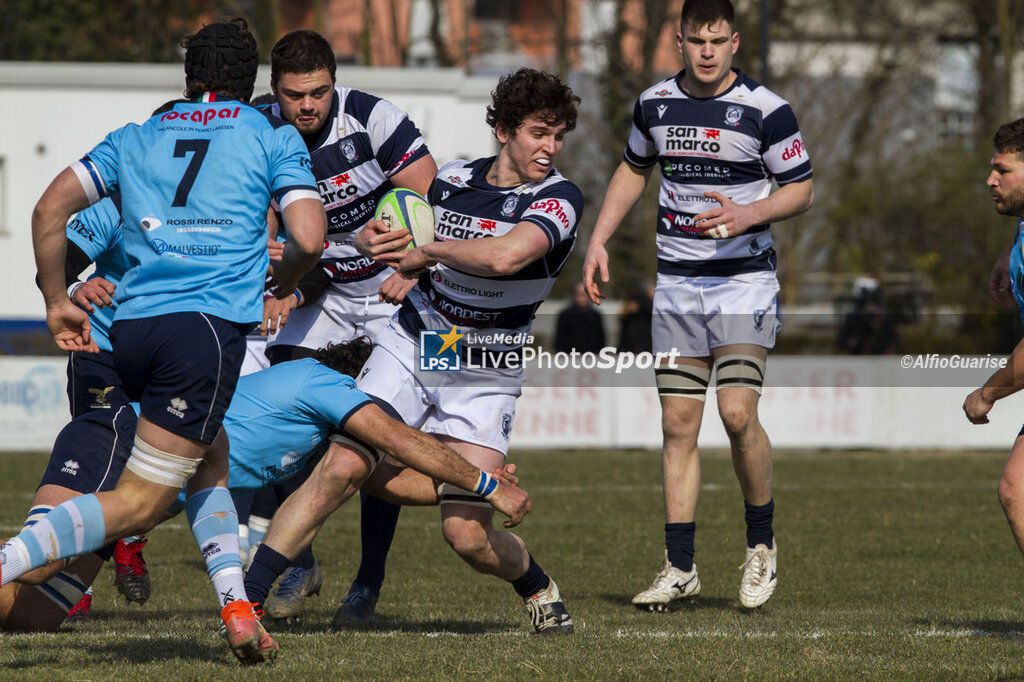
65, 197, 129, 352
1010, 219, 1024, 325
71, 94, 319, 325
220, 358, 371, 494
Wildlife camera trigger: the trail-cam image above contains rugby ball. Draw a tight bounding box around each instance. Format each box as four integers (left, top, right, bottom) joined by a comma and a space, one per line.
374, 188, 435, 250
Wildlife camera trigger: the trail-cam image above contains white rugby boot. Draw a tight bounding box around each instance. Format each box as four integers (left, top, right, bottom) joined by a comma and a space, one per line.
739, 542, 777, 608
631, 551, 700, 612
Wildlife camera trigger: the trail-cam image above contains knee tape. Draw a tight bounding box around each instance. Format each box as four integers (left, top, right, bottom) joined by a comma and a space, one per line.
656, 366, 712, 402
330, 432, 383, 475
125, 437, 201, 489
437, 483, 492, 509
714, 355, 766, 394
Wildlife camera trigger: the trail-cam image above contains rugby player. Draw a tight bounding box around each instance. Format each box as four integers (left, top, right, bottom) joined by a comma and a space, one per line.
0, 337, 528, 634
244, 68, 582, 634
581, 0, 813, 610
964, 118, 1024, 567
13, 17, 325, 664
247, 29, 437, 621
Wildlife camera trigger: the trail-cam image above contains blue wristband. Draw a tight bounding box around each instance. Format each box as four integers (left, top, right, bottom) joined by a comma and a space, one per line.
474, 471, 498, 499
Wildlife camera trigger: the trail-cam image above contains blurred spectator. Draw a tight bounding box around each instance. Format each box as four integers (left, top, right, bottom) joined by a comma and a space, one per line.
555, 282, 606, 353
617, 285, 654, 353
838, 277, 899, 354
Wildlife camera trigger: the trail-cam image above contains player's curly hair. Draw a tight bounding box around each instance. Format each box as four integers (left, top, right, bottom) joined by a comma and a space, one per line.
313, 336, 373, 379
681, 0, 735, 32
485, 68, 579, 138
994, 118, 1024, 159
271, 30, 337, 87
181, 17, 258, 102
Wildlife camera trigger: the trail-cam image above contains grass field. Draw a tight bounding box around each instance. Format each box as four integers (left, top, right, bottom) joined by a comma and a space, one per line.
1, 447, 1023, 680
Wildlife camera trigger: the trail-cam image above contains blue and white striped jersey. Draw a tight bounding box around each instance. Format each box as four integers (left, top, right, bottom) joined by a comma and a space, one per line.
65, 196, 129, 352
271, 85, 430, 297
71, 93, 318, 325
397, 157, 583, 346
626, 69, 812, 276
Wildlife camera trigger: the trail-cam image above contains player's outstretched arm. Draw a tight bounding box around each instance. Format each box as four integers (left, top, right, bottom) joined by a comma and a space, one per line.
32, 168, 97, 353
964, 336, 1024, 424
348, 405, 531, 526
397, 220, 550, 279
583, 161, 654, 305
274, 197, 327, 296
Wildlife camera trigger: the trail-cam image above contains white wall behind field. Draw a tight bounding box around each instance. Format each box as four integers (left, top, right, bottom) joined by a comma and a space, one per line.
0, 62, 497, 320
3, 355, 1021, 453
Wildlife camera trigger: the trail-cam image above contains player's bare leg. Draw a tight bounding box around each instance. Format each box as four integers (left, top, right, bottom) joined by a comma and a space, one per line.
436, 437, 572, 633
633, 381, 706, 612
998, 435, 1024, 556
713, 344, 776, 608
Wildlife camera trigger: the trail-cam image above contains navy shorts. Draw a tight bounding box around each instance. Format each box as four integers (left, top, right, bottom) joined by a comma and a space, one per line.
39, 405, 137, 494
66, 349, 130, 418
110, 312, 249, 444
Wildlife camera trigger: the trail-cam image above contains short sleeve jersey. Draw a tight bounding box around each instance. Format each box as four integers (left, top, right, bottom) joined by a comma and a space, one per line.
626, 69, 812, 277
71, 94, 318, 324
1009, 219, 1024, 325
65, 196, 130, 352
397, 157, 583, 345
221, 358, 372, 494
271, 85, 429, 298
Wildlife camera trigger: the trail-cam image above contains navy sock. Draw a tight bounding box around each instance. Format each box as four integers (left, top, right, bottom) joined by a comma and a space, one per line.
744, 499, 774, 549
244, 545, 292, 610
354, 491, 402, 595
290, 545, 315, 570
510, 554, 550, 598
665, 522, 696, 572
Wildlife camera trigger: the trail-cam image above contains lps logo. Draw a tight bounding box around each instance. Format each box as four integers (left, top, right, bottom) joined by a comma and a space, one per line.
419, 326, 463, 372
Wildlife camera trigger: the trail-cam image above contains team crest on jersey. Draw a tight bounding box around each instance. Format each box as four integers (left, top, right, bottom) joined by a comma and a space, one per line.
749, 239, 761, 255
501, 413, 513, 438
753, 309, 767, 332
657, 104, 668, 119
342, 139, 358, 162
654, 89, 672, 97
724, 105, 744, 126
500, 194, 519, 218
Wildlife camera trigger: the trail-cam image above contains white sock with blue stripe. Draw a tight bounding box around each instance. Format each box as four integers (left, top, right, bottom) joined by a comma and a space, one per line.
1, 495, 106, 587
186, 486, 245, 607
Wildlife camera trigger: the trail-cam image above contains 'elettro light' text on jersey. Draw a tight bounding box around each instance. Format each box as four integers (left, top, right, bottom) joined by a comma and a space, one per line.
626, 69, 812, 277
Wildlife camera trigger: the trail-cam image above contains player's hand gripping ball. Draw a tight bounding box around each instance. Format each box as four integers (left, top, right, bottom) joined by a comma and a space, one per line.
374, 188, 435, 250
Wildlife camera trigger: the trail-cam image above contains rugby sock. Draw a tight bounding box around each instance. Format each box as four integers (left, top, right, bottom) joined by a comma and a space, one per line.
510, 553, 550, 598
744, 498, 775, 549
0, 495, 106, 586
247, 514, 270, 549
244, 544, 292, 611
186, 486, 245, 606
354, 490, 402, 595
665, 522, 696, 572
291, 545, 316, 571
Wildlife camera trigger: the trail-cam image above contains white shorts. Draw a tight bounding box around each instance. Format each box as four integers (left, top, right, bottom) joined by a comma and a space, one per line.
268, 290, 396, 351
240, 334, 272, 376
652, 271, 781, 357
357, 319, 521, 456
